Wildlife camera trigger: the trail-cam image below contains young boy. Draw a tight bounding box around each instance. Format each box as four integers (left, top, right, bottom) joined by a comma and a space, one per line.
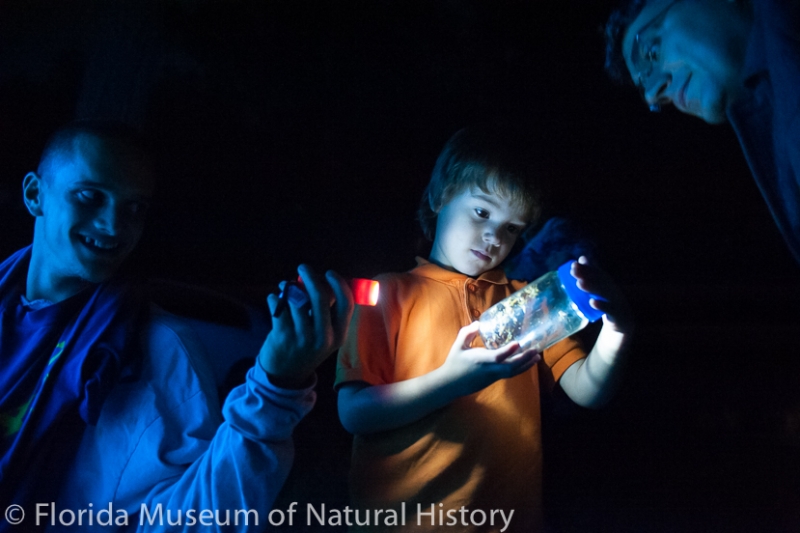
336, 127, 632, 532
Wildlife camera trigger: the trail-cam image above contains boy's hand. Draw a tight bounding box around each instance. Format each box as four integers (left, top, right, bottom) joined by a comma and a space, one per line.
570, 256, 633, 334
259, 264, 355, 389
441, 321, 541, 396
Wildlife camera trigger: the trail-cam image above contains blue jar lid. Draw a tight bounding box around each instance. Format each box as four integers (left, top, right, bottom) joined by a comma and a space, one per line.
556, 261, 604, 322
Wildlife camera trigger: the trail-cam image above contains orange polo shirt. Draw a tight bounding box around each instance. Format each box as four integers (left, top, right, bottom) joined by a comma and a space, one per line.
336, 258, 586, 532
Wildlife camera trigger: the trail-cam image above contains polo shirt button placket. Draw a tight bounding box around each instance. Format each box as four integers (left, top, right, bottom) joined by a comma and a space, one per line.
466, 280, 481, 320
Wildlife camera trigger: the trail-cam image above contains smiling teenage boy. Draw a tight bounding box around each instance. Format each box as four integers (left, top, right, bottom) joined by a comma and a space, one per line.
336, 128, 632, 532
0, 121, 354, 531
0, 122, 155, 511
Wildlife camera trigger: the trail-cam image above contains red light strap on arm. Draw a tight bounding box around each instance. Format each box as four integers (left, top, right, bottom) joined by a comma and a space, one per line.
295, 276, 379, 306
350, 278, 380, 306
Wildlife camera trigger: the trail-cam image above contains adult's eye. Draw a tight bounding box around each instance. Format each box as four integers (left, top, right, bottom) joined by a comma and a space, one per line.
644, 41, 660, 64
475, 208, 489, 218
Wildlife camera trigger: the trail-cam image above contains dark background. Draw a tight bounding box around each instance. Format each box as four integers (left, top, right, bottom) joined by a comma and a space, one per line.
1, 1, 799, 531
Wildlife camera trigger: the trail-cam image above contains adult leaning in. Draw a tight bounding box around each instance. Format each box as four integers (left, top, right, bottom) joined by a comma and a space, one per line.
605, 0, 800, 263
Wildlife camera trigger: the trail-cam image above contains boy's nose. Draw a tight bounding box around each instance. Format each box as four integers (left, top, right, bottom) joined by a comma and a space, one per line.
483, 229, 500, 246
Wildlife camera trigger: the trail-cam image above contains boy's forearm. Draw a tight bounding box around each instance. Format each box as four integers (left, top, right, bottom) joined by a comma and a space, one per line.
339, 368, 463, 434
559, 324, 629, 409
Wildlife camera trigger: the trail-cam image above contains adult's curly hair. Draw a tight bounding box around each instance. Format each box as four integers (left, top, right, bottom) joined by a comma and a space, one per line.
604, 0, 648, 84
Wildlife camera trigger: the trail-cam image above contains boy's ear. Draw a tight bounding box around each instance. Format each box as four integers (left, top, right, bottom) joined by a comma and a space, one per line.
22, 172, 44, 217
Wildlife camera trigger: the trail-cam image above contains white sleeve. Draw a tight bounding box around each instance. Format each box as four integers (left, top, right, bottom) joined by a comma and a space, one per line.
54, 311, 316, 532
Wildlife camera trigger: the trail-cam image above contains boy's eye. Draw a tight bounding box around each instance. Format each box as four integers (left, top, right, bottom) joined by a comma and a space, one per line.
506, 225, 520, 235
475, 208, 489, 219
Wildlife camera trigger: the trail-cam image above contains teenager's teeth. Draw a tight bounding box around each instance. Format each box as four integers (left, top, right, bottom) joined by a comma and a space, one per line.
82, 236, 118, 250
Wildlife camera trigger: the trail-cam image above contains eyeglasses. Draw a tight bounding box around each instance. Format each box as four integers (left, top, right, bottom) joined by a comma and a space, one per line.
630, 0, 681, 112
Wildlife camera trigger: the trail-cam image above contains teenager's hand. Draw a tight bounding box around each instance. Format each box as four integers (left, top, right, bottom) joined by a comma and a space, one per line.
259, 264, 354, 389
440, 321, 540, 396
570, 256, 634, 334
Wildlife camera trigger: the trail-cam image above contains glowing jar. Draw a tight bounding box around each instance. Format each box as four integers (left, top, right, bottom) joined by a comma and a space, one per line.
478, 261, 604, 351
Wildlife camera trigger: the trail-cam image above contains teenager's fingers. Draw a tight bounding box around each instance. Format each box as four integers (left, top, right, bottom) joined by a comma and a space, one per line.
267, 292, 293, 335
266, 292, 278, 312
326, 269, 355, 346
297, 264, 332, 337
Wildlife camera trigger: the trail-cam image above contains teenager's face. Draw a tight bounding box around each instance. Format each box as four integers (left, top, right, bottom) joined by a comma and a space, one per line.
29, 135, 154, 285
622, 0, 748, 124
429, 186, 528, 277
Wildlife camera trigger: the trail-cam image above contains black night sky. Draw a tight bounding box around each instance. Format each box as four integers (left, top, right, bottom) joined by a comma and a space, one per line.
1, 1, 799, 531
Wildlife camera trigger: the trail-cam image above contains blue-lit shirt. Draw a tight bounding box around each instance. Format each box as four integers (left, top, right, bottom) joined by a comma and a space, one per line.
52, 306, 316, 532
728, 0, 800, 264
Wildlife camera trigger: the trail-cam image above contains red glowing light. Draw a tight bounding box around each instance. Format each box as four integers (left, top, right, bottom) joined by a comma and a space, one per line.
295, 276, 379, 306
351, 278, 379, 306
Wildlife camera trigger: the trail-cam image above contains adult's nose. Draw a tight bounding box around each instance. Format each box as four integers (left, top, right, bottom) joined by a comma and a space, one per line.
642, 71, 672, 109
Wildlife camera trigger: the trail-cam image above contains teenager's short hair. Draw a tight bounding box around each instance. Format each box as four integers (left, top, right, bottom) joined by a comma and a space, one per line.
604, 0, 648, 84
37, 120, 152, 180
418, 127, 542, 241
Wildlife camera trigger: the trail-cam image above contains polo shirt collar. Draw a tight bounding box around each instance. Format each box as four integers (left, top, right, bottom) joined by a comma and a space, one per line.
412, 256, 509, 285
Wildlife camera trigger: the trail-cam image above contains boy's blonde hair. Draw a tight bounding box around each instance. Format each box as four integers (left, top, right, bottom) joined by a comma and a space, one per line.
418, 127, 542, 241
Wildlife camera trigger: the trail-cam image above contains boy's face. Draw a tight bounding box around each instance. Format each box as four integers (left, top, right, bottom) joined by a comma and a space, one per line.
28, 135, 154, 285
429, 187, 528, 278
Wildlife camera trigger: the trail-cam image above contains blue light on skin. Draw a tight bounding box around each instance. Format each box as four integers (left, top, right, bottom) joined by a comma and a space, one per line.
622, 0, 752, 124
429, 187, 528, 278
273, 278, 379, 317
23, 134, 154, 304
